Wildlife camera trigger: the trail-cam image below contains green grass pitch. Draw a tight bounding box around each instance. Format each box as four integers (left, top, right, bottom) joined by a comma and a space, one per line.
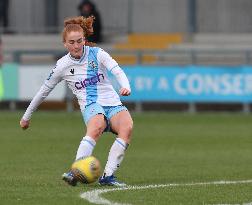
0, 111, 252, 205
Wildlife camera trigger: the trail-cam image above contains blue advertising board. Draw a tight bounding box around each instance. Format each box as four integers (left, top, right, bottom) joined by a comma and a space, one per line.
0, 63, 18, 100
117, 65, 252, 103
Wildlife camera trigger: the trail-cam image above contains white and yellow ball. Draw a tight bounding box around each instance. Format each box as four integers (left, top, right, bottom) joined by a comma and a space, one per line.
71, 156, 101, 184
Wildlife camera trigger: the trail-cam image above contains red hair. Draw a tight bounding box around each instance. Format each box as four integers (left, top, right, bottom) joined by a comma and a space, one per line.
62, 16, 95, 46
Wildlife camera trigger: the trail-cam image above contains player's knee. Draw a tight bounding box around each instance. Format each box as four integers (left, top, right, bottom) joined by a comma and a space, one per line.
87, 121, 106, 138
120, 120, 133, 136
127, 120, 134, 134
95, 123, 106, 135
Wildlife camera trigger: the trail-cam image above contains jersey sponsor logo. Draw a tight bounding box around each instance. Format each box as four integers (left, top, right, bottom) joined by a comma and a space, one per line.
75, 73, 104, 90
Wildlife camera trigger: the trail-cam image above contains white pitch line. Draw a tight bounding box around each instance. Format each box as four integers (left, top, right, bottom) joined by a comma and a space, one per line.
80, 179, 252, 205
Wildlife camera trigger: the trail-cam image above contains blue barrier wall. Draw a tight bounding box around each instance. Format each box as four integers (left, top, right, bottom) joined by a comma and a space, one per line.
3, 64, 252, 103
1, 63, 18, 100
119, 65, 252, 103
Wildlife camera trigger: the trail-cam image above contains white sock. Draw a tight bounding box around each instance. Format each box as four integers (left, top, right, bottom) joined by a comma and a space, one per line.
75, 136, 96, 160
103, 137, 128, 177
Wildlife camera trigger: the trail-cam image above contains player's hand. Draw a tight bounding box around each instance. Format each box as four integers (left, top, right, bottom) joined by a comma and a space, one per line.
119, 88, 131, 96
20, 119, 30, 130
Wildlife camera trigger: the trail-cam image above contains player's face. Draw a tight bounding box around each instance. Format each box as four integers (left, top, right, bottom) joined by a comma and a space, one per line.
64, 31, 85, 59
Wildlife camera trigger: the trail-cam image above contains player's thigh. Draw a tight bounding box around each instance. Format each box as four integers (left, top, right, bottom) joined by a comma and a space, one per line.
110, 110, 133, 134
83, 103, 107, 140
83, 103, 105, 124
86, 114, 107, 140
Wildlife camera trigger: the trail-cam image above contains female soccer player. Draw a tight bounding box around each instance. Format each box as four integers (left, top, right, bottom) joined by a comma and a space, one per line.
19, 16, 133, 187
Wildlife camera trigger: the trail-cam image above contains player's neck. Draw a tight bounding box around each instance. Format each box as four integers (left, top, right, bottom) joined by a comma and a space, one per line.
70, 46, 85, 60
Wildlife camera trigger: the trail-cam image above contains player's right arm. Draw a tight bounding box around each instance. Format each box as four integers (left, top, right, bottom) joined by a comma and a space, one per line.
20, 64, 63, 130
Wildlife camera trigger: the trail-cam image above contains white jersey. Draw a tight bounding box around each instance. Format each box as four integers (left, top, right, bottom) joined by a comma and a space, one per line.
22, 46, 130, 120
46, 46, 127, 108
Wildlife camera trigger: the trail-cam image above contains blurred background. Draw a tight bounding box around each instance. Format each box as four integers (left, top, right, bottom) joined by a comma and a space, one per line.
1, 0, 252, 113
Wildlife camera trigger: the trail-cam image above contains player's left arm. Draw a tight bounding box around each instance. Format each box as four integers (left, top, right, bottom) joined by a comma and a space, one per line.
98, 49, 131, 96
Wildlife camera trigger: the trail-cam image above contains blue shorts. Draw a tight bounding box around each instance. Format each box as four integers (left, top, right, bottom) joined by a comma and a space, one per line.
82, 103, 128, 132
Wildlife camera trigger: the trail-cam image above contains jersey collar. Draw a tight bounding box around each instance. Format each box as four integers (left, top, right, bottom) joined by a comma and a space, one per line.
69, 46, 87, 63
79, 46, 88, 63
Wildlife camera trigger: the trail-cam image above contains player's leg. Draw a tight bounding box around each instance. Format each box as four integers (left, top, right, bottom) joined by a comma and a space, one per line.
109, 110, 133, 143
99, 107, 133, 186
75, 102, 107, 160
63, 103, 107, 186
75, 114, 106, 160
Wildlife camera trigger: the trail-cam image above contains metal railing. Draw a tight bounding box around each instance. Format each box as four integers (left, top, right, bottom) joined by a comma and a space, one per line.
9, 49, 252, 65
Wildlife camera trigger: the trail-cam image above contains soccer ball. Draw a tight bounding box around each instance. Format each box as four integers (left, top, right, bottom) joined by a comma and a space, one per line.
71, 156, 101, 184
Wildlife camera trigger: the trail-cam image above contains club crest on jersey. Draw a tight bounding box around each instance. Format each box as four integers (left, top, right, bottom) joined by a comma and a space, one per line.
89, 61, 98, 70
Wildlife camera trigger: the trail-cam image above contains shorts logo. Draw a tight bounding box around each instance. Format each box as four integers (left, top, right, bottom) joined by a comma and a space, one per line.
75, 73, 104, 90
